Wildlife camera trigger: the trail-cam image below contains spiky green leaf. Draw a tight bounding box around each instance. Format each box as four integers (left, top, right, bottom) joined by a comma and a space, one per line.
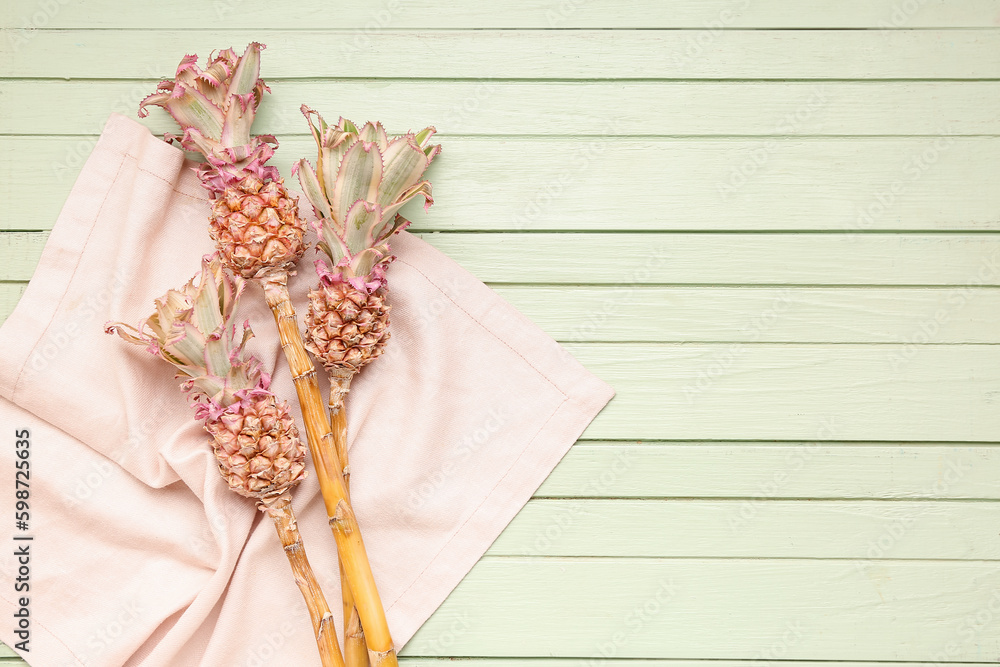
331, 141, 382, 224
295, 159, 331, 220
343, 200, 382, 255
376, 137, 428, 207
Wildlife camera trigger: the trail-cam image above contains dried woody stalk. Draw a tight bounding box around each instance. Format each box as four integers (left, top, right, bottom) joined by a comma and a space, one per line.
139, 44, 399, 665
294, 107, 440, 665
106, 256, 343, 667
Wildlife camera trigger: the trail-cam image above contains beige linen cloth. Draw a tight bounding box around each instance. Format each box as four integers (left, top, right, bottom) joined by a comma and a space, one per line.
0, 114, 613, 666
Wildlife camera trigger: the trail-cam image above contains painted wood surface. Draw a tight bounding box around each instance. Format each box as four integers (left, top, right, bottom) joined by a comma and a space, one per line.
8, 232, 1000, 284
7, 30, 1000, 79
1, 1, 998, 664
3, 81, 999, 137
4, 0, 1000, 28
6, 137, 1000, 232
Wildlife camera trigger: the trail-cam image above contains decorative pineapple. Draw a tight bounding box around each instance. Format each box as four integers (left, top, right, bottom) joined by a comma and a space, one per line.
294, 106, 440, 667
106, 256, 343, 667
139, 43, 306, 281
142, 47, 404, 667
295, 105, 440, 400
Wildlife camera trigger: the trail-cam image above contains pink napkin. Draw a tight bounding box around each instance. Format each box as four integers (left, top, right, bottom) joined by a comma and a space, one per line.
0, 114, 613, 666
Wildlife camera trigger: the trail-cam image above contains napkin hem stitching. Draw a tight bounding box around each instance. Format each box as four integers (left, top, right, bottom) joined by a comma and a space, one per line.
10, 153, 128, 402
0, 587, 85, 664
383, 395, 567, 612
396, 257, 567, 399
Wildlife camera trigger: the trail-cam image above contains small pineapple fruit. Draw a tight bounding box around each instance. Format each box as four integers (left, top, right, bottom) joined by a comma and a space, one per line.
294, 106, 440, 383
139, 43, 306, 281
107, 255, 345, 666
106, 255, 306, 505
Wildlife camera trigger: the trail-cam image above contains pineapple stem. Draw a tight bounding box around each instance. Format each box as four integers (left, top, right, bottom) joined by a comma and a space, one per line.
260, 275, 398, 666
263, 494, 345, 667
328, 373, 368, 667
344, 605, 368, 667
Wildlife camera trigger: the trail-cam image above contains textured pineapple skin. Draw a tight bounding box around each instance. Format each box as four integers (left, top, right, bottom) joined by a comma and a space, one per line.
208, 175, 307, 280
203, 391, 307, 501
304, 281, 391, 374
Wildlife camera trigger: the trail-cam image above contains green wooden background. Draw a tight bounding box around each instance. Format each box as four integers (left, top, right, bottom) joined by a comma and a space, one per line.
3, 0, 1000, 664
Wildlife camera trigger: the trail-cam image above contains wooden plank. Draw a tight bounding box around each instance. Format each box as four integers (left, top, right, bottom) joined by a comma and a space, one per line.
8, 261, 1000, 342
26, 282, 1000, 344
7, 30, 1000, 80
0, 233, 46, 280
538, 443, 1000, 500
492, 286, 1000, 343
402, 663, 1000, 667
6, 231, 1000, 286
2, 81, 997, 137
404, 558, 1000, 660
0, 282, 26, 323
490, 500, 1000, 558
569, 343, 1000, 442
7, 135, 1000, 232
4, 0, 999, 28
416, 233, 1000, 286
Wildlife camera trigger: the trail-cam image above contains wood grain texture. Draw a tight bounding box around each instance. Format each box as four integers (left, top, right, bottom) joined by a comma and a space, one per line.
6, 231, 1000, 285
490, 499, 1000, 558
7, 30, 1000, 80
2, 81, 998, 137
401, 663, 1000, 667
536, 443, 1000, 500
6, 279, 1000, 343
417, 233, 1000, 286
4, 0, 1000, 28
404, 558, 1000, 659
493, 286, 1000, 343
570, 343, 1000, 442
3, 10, 999, 666
6, 136, 1000, 232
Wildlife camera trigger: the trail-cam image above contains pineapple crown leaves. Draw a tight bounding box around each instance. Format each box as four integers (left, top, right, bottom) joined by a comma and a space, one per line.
292, 105, 441, 293
105, 254, 269, 413
139, 43, 280, 192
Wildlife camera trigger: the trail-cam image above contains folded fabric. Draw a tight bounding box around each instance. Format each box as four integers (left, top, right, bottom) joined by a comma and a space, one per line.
0, 113, 614, 666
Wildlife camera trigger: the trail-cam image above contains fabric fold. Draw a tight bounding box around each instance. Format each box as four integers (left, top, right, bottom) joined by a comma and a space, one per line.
0, 113, 614, 665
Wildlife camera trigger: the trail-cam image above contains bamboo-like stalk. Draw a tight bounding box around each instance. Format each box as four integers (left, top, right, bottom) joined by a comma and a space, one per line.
263, 494, 345, 667
261, 274, 398, 667
329, 376, 368, 667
